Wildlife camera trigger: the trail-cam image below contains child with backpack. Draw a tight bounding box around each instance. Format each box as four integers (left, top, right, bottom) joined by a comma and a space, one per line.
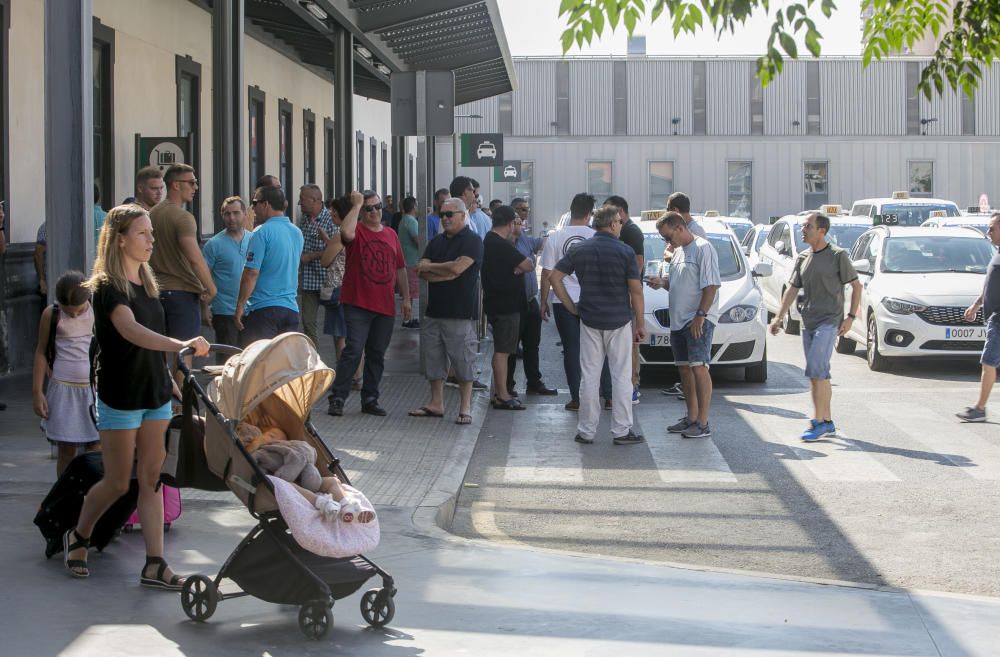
32, 271, 100, 477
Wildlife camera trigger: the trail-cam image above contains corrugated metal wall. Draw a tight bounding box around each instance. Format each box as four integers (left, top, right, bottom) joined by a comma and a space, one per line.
919, 64, 963, 136
626, 60, 692, 135
455, 97, 499, 134
511, 60, 557, 136
763, 61, 807, 136
820, 61, 907, 135
975, 62, 1000, 136
707, 61, 753, 135
570, 60, 615, 136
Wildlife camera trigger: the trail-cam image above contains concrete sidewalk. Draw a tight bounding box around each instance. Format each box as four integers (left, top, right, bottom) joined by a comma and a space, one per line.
1, 326, 998, 655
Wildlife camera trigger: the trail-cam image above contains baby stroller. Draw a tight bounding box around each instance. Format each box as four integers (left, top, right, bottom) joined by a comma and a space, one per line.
174, 333, 395, 640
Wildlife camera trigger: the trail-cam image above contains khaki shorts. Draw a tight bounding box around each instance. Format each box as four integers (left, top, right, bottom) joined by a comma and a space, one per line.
420, 317, 478, 382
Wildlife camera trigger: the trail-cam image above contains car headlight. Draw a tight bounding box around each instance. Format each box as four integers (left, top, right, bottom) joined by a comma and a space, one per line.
881, 297, 927, 315
719, 305, 758, 323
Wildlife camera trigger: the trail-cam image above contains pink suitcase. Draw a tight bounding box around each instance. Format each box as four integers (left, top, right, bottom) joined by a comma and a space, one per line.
123, 484, 182, 532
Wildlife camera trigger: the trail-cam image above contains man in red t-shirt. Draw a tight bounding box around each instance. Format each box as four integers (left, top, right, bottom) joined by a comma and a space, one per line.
327, 191, 411, 416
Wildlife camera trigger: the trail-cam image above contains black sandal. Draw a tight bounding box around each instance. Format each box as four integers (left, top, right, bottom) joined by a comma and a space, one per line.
140, 556, 186, 591
62, 529, 90, 578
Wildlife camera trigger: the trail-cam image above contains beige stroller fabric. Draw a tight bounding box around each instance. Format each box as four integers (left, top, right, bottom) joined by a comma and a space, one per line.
203, 333, 337, 515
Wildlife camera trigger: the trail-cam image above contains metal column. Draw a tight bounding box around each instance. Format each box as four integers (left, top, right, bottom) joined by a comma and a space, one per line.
212, 0, 244, 230
392, 135, 407, 204
44, 0, 93, 288
334, 25, 354, 195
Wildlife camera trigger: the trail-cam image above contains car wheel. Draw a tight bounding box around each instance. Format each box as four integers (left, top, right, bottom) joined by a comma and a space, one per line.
835, 335, 856, 355
782, 309, 800, 335
866, 314, 891, 372
744, 347, 767, 383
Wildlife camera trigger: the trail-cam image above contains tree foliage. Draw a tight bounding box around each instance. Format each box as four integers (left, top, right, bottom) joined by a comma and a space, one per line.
559, 0, 1000, 98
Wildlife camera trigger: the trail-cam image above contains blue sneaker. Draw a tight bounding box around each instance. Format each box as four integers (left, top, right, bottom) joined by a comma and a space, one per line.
632, 387, 641, 405
801, 420, 835, 442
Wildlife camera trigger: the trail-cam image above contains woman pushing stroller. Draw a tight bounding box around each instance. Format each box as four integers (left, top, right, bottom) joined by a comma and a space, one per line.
63, 204, 210, 588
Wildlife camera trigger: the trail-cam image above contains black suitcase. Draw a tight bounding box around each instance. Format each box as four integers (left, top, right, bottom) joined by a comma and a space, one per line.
33, 451, 139, 559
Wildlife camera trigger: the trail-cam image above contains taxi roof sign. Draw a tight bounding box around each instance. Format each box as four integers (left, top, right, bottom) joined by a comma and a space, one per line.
703, 210, 720, 217
929, 209, 947, 218
891, 191, 910, 200
821, 204, 844, 215
640, 209, 665, 222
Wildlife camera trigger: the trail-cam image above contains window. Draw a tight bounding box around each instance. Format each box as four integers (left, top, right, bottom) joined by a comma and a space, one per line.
323, 118, 335, 198
356, 131, 364, 191
408, 154, 415, 197
692, 61, 706, 135
248, 87, 265, 194
727, 161, 752, 218
905, 62, 921, 136
498, 92, 513, 135
556, 61, 570, 135
176, 55, 201, 225
277, 98, 293, 205
93, 20, 115, 213
806, 62, 821, 135
803, 161, 829, 208
962, 92, 976, 136
587, 161, 613, 200
750, 81, 764, 136
512, 161, 534, 210
851, 204, 872, 217
380, 142, 388, 199
909, 161, 933, 197
369, 138, 377, 196
613, 61, 627, 136
302, 109, 315, 185
648, 161, 674, 210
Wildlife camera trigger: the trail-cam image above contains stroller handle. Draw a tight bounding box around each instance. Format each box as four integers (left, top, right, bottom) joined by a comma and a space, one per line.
177, 344, 242, 376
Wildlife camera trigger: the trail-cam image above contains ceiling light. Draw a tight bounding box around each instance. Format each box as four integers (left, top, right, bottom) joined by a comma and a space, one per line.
375, 63, 391, 76
355, 45, 372, 59
301, 1, 328, 21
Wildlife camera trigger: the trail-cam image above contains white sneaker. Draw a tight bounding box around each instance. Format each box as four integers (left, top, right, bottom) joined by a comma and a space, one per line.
313, 494, 341, 519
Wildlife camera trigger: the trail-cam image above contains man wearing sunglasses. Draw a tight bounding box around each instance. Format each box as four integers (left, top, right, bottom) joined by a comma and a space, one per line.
149, 163, 217, 344
327, 191, 411, 417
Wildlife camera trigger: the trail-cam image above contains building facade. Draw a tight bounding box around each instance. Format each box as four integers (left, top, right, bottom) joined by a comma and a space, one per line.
443, 57, 1000, 229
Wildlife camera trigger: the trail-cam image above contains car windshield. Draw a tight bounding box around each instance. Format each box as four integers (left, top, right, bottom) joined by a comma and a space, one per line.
727, 222, 752, 242
881, 203, 960, 226
792, 223, 868, 252
643, 233, 742, 278
882, 236, 995, 273
943, 223, 989, 236
754, 227, 770, 251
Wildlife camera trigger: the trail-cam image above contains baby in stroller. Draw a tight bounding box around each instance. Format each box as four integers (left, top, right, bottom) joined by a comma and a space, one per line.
235, 416, 376, 524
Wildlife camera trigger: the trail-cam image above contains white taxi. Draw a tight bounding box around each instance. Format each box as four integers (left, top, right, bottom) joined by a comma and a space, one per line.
849, 191, 960, 226
639, 216, 772, 382
741, 223, 771, 270
921, 211, 992, 238
757, 206, 870, 334
698, 210, 754, 243
835, 225, 995, 371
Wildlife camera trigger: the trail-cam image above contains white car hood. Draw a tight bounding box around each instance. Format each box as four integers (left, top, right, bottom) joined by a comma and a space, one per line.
873, 272, 984, 305
645, 274, 758, 313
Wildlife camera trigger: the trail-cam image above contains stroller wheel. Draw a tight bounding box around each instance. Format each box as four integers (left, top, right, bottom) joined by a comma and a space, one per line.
299, 601, 333, 640
360, 588, 395, 628
181, 575, 218, 622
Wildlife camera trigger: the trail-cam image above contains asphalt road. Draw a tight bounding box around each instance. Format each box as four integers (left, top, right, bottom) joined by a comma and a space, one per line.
452, 317, 1000, 596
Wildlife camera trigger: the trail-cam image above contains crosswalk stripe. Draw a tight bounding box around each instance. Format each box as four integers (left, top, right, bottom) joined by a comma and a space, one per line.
735, 403, 901, 482
875, 405, 1000, 481
634, 407, 737, 483
504, 407, 583, 484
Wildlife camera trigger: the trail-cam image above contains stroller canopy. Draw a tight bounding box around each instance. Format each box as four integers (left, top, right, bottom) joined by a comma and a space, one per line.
210, 332, 334, 421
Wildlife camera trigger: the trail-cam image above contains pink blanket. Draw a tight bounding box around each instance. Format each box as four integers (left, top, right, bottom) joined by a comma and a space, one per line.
268, 476, 380, 558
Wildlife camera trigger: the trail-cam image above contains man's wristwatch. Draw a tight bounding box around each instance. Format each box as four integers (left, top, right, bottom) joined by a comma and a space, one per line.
847, 313, 856, 319
695, 309, 707, 317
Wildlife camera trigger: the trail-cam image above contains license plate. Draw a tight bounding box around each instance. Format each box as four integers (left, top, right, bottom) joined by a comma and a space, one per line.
649, 334, 671, 347
945, 327, 987, 340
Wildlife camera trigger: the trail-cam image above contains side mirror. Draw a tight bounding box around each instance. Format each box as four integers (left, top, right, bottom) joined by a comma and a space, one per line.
853, 259, 871, 274
752, 262, 772, 278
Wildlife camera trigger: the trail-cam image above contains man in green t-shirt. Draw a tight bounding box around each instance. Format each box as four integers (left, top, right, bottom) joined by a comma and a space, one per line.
770, 212, 861, 442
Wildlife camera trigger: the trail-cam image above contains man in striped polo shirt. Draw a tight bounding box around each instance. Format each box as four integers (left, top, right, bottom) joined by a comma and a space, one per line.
549, 205, 646, 445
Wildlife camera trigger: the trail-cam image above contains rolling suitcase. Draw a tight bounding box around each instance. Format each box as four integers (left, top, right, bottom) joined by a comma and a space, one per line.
122, 484, 182, 532
33, 451, 139, 558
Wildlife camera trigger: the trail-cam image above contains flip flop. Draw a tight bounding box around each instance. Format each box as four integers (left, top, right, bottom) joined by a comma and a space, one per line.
408, 406, 444, 418
455, 413, 472, 425
492, 398, 526, 411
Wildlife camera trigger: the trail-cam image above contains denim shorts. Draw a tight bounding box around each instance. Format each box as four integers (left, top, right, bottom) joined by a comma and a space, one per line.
982, 313, 1000, 368
96, 398, 173, 431
671, 319, 715, 367
802, 323, 838, 380
160, 290, 202, 340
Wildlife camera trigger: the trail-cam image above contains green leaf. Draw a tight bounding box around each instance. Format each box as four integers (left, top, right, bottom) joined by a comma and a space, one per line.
624, 6, 638, 33
590, 7, 606, 35
651, 0, 665, 22
561, 28, 576, 53
779, 32, 798, 58
583, 20, 594, 42
559, 0, 582, 16
805, 30, 821, 57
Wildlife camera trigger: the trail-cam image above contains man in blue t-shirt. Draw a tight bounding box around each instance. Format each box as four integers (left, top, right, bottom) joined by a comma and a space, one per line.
202, 196, 252, 352
426, 188, 448, 240
235, 185, 304, 347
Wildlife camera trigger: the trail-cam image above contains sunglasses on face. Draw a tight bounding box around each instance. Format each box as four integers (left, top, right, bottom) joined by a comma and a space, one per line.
364, 203, 383, 212
250, 199, 263, 206
441, 210, 464, 218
